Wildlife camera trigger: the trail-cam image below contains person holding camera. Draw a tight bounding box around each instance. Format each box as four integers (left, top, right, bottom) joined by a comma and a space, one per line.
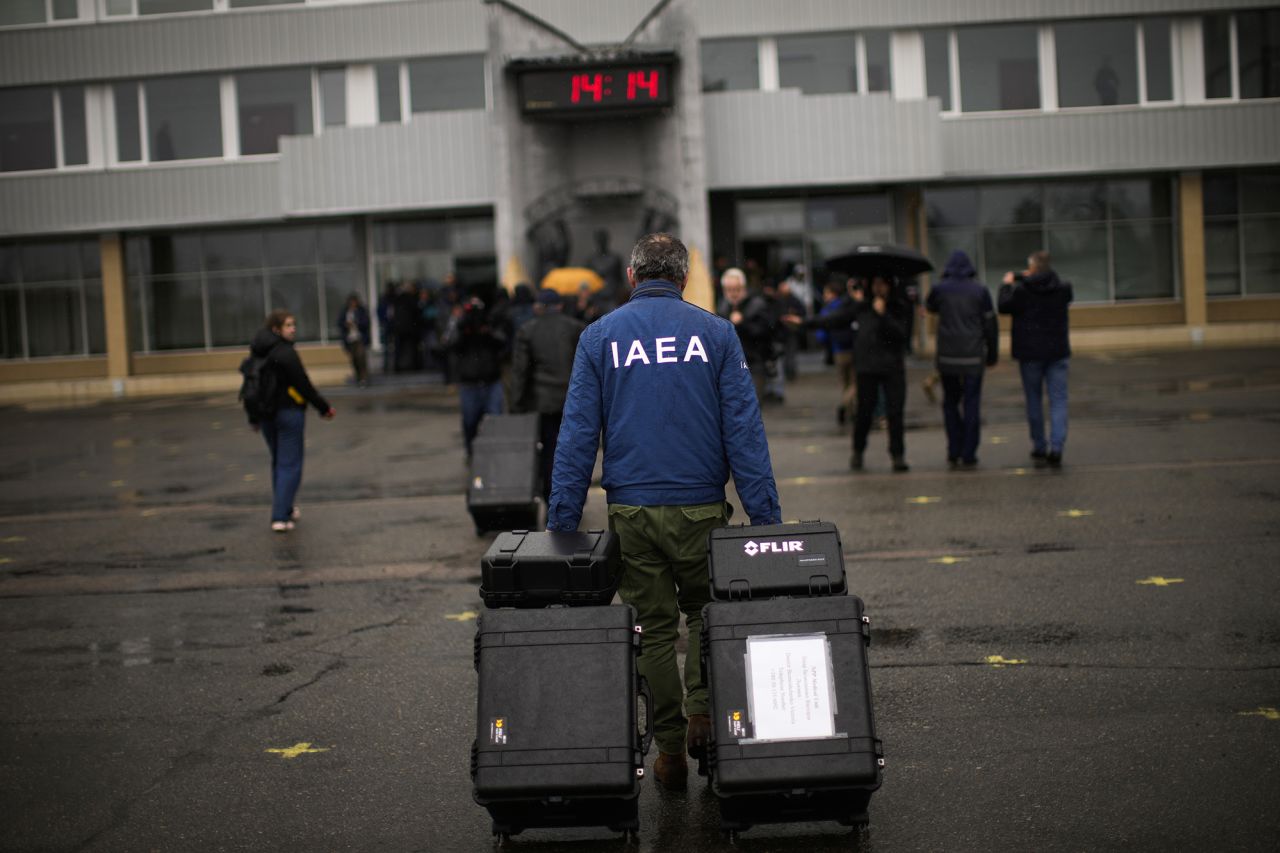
443, 294, 508, 459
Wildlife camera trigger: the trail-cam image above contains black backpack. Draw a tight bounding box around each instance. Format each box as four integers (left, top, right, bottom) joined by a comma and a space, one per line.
238, 348, 280, 425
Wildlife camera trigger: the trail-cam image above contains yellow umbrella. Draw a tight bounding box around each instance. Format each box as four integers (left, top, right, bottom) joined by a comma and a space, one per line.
540, 267, 605, 296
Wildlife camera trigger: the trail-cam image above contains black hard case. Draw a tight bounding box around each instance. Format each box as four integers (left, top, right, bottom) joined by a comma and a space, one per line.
467, 437, 540, 534
472, 605, 651, 838
701, 595, 882, 832
707, 521, 846, 600
480, 529, 622, 608
477, 412, 540, 442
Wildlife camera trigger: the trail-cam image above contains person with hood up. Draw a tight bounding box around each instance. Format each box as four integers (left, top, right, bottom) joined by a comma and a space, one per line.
927, 250, 998, 469
250, 310, 336, 532
1000, 250, 1073, 468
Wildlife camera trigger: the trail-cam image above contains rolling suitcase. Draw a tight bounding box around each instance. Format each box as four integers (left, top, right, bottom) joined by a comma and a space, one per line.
472, 604, 652, 840
477, 412, 540, 441
480, 529, 622, 608
701, 594, 882, 835
467, 436, 540, 534
708, 521, 846, 601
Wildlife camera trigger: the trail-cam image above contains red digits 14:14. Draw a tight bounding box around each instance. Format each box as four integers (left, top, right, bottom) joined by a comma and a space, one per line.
571, 73, 605, 103
627, 70, 659, 100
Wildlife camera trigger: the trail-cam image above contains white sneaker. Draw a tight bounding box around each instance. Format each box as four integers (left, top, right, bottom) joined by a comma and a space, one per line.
271, 520, 295, 533
289, 506, 301, 522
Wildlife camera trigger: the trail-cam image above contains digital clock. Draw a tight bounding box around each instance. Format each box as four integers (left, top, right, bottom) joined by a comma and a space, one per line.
517, 61, 675, 115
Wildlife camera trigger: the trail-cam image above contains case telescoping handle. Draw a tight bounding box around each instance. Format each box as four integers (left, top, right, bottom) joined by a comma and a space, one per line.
637, 675, 654, 756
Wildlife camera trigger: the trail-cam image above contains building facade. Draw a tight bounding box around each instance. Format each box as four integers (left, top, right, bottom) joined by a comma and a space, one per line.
1, 0, 1278, 391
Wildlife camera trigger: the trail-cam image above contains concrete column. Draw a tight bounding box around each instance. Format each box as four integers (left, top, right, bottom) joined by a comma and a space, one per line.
1179, 171, 1207, 339
101, 233, 132, 380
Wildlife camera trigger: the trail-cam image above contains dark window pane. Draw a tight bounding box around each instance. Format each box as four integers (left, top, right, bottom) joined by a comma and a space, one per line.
982, 228, 1044, 288
318, 223, 357, 263
1143, 18, 1174, 102
81, 239, 102, 278
1045, 181, 1107, 222
85, 280, 105, 354
104, 0, 131, 14
1237, 10, 1280, 100
60, 86, 88, 166
923, 28, 951, 111
237, 68, 313, 156
1, 290, 24, 358
203, 229, 263, 272
450, 218, 494, 255
124, 236, 149, 277
958, 24, 1040, 112
1202, 173, 1238, 217
26, 285, 83, 357
1204, 221, 1240, 295
53, 0, 79, 19
264, 225, 317, 267
319, 68, 346, 127
409, 55, 486, 113
114, 83, 142, 162
22, 241, 79, 283
926, 187, 979, 228
980, 183, 1042, 227
207, 273, 265, 347
1046, 224, 1109, 302
268, 271, 321, 342
0, 245, 19, 284
1241, 171, 1280, 215
0, 1, 45, 26
1242, 217, 1280, 294
0, 87, 56, 172
1203, 13, 1232, 99
148, 234, 203, 275
778, 33, 858, 95
384, 220, 449, 253
1109, 178, 1172, 220
138, 0, 212, 13
1113, 221, 1174, 299
376, 62, 402, 123
806, 195, 890, 230
701, 38, 758, 92
1056, 18, 1138, 107
323, 268, 360, 342
865, 31, 891, 93
149, 277, 206, 349
146, 75, 223, 161
230, 0, 303, 6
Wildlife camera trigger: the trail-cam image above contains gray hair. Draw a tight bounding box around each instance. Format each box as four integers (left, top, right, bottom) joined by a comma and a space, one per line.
629, 233, 689, 284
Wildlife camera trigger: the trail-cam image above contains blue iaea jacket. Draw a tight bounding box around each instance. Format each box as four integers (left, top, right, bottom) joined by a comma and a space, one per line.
546, 279, 782, 531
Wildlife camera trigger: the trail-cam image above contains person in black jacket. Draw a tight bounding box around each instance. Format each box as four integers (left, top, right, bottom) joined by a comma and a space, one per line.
927, 250, 998, 469
1000, 250, 1073, 468
443, 295, 507, 458
717, 267, 775, 402
249, 310, 336, 532
509, 288, 586, 501
335, 293, 371, 387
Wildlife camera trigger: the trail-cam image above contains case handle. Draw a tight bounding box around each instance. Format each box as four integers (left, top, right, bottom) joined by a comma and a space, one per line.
637, 675, 654, 756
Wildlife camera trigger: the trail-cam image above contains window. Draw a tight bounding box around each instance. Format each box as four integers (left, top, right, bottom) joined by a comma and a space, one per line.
376, 62, 402, 123
319, 68, 346, 127
230, 0, 303, 6
114, 83, 143, 162
864, 31, 891, 93
1143, 18, 1174, 102
1203, 13, 1233, 99
0, 87, 56, 172
957, 24, 1040, 112
145, 75, 222, 161
1237, 9, 1280, 100
777, 33, 858, 95
237, 69, 313, 155
923, 29, 952, 111
1203, 170, 1280, 296
408, 55, 486, 112
60, 86, 88, 167
138, 0, 212, 13
1056, 18, 1139, 107
0, 1, 46, 26
701, 38, 759, 92
0, 238, 104, 360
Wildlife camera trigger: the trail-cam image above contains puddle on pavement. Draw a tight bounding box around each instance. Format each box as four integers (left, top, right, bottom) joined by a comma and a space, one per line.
20, 637, 177, 667
870, 627, 920, 648
943, 624, 1080, 647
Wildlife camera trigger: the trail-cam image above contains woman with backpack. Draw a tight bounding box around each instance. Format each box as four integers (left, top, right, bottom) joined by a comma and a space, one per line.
247, 310, 336, 532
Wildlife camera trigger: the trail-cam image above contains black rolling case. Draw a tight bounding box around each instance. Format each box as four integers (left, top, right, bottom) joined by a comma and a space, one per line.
708, 521, 846, 601
477, 412, 539, 441
701, 595, 883, 834
480, 529, 622, 608
472, 605, 652, 840
467, 436, 540, 534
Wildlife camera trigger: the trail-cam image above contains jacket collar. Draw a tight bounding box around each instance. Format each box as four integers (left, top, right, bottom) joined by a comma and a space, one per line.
631, 279, 682, 299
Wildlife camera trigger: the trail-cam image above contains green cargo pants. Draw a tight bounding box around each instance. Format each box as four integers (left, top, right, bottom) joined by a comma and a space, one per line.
607, 500, 729, 756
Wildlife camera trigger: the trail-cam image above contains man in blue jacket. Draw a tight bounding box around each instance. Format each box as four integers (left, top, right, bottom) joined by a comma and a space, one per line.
547, 233, 782, 791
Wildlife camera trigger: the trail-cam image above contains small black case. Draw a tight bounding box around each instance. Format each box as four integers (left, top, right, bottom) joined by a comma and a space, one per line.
467, 437, 540, 535
707, 521, 846, 601
480, 529, 622, 608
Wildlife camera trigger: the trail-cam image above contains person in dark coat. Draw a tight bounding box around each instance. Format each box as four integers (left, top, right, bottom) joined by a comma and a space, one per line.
717, 267, 775, 402
250, 310, 335, 532
443, 295, 507, 458
509, 289, 586, 501
1000, 250, 1073, 468
927, 250, 998, 469
335, 293, 371, 387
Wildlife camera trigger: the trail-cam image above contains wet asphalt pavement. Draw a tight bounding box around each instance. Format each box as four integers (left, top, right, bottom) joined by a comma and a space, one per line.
1, 347, 1278, 852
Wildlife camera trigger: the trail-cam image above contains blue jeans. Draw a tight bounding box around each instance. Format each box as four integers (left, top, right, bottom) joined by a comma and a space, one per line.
459, 382, 504, 455
1019, 359, 1069, 454
261, 405, 305, 523
941, 372, 984, 463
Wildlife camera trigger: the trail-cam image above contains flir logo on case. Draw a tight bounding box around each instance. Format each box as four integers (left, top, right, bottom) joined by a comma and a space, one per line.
743, 540, 804, 556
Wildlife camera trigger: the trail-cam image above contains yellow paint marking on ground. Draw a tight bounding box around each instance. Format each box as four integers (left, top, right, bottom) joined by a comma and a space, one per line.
984, 655, 1027, 667
445, 611, 478, 622
906, 496, 942, 505
110, 480, 126, 488
1188, 411, 1213, 422
929, 556, 970, 565
211, 422, 223, 430
0, 558, 13, 565
1136, 576, 1184, 586
1238, 707, 1280, 721
242, 474, 256, 482
989, 436, 1009, 445
1011, 468, 1029, 476
784, 476, 817, 486
1, 536, 26, 543
1058, 509, 1094, 518
265, 742, 330, 759
804, 445, 822, 454
140, 509, 160, 518
112, 438, 134, 449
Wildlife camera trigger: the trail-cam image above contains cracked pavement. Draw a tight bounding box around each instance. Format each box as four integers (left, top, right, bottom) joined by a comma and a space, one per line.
1, 347, 1279, 851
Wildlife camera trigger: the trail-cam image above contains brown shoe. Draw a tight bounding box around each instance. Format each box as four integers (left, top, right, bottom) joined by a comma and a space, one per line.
652, 751, 688, 791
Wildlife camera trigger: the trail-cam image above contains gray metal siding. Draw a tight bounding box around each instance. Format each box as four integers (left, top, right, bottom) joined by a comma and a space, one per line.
280, 111, 494, 216
0, 0, 484, 87
0, 161, 282, 237
703, 91, 943, 189
941, 101, 1280, 178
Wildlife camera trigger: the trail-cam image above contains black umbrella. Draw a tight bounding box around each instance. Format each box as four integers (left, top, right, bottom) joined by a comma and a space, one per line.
823, 244, 933, 280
